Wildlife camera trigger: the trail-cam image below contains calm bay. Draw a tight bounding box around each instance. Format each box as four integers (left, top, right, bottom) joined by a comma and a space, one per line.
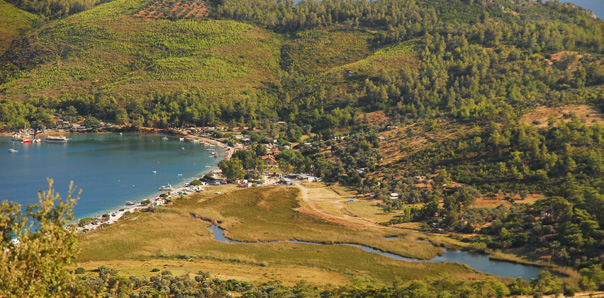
0, 133, 221, 219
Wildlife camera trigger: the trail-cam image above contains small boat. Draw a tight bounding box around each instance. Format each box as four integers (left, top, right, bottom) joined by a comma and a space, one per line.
179, 137, 185, 142
45, 135, 68, 143
162, 136, 168, 141
153, 170, 157, 174
22, 138, 31, 144
159, 184, 172, 191
126, 201, 135, 205
182, 147, 185, 150
213, 150, 217, 158
8, 149, 18, 153
119, 132, 123, 135
34, 138, 41, 143
205, 166, 211, 168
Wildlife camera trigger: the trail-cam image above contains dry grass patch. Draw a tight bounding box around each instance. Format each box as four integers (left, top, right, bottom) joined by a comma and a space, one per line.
378, 121, 468, 166
472, 193, 544, 208
521, 104, 604, 128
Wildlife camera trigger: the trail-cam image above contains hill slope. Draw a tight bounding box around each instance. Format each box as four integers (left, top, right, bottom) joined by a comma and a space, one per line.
0, 0, 280, 105
0, 0, 38, 54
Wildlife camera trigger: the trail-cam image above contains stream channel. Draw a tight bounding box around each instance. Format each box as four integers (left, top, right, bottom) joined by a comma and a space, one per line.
208, 224, 551, 280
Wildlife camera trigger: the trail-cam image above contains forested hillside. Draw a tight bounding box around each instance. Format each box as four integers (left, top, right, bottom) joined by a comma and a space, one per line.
0, 0, 603, 292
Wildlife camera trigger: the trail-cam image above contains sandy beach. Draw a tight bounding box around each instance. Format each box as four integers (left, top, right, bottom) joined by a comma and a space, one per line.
77, 183, 205, 232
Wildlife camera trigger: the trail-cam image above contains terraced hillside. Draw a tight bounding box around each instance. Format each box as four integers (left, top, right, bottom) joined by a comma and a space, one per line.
134, 0, 210, 20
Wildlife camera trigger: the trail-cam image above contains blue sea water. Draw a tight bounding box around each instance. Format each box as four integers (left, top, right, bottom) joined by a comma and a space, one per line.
0, 134, 221, 219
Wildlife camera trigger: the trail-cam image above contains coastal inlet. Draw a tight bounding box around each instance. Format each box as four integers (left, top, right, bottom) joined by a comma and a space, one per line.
0, 133, 223, 219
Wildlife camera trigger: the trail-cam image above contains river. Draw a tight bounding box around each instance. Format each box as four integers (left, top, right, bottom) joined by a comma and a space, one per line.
0, 133, 222, 219
208, 224, 549, 280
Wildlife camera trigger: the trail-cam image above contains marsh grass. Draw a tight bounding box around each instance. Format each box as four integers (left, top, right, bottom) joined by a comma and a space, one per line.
77, 187, 481, 284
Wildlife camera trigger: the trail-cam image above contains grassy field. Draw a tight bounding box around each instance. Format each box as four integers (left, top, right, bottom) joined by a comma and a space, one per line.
77, 186, 485, 285
188, 186, 446, 258
0, 0, 38, 54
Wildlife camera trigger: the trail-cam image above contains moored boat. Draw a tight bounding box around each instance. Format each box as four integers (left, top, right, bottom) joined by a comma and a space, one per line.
159, 184, 173, 191
22, 138, 31, 144
8, 149, 18, 153
45, 135, 68, 142
126, 201, 135, 205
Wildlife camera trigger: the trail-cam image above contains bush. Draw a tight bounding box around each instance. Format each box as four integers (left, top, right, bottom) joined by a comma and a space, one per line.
75, 267, 86, 274
78, 217, 94, 227
150, 268, 160, 272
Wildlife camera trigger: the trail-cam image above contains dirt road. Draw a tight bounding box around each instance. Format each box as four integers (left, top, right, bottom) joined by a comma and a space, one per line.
294, 182, 385, 229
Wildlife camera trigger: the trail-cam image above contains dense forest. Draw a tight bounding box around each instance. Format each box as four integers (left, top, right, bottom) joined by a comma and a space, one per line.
0, 0, 603, 294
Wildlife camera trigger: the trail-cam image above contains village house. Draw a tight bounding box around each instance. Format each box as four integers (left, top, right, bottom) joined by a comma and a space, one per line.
266, 148, 280, 155
262, 155, 278, 167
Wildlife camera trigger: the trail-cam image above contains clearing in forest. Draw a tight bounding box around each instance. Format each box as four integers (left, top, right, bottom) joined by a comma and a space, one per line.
521, 104, 604, 128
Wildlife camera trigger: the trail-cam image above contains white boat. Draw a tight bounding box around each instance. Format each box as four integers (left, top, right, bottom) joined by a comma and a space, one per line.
159, 184, 173, 191
153, 170, 157, 174
126, 201, 135, 205
162, 136, 169, 141
179, 137, 185, 142
8, 149, 18, 153
34, 138, 41, 143
45, 135, 68, 143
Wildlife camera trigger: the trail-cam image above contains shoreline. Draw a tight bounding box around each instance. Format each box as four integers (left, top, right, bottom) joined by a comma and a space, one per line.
0, 128, 230, 232
76, 132, 229, 232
